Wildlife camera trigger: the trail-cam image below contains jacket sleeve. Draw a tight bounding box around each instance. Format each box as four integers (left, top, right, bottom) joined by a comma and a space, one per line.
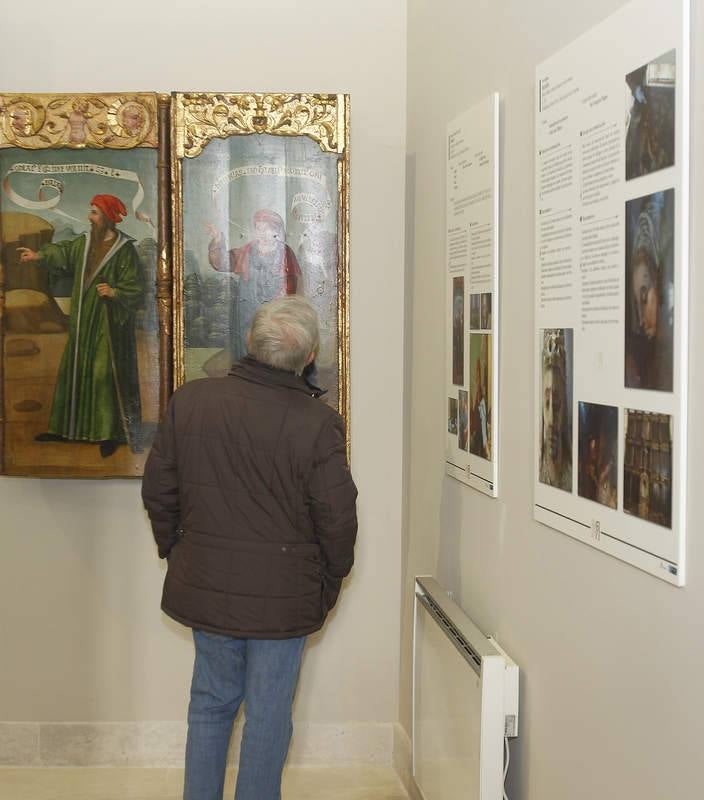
308, 414, 358, 612
142, 397, 180, 558
37, 239, 78, 273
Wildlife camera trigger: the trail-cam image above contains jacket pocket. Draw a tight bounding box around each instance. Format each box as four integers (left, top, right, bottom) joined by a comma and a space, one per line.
178, 534, 322, 600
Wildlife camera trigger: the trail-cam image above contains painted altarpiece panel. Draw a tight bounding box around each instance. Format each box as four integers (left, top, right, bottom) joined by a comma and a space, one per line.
0, 93, 172, 477
171, 93, 350, 444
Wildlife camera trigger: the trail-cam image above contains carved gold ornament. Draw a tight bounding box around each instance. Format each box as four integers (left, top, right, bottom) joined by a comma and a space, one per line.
0, 94, 158, 149
174, 93, 346, 158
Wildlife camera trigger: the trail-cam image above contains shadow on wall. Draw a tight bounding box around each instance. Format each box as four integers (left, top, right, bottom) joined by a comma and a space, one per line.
436, 478, 465, 600
436, 477, 508, 619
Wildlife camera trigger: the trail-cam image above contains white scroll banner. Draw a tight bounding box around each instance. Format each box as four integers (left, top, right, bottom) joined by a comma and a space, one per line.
290, 191, 332, 223
212, 164, 333, 222
2, 162, 154, 230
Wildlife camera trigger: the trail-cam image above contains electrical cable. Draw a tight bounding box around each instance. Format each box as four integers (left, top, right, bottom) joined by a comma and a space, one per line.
503, 735, 510, 800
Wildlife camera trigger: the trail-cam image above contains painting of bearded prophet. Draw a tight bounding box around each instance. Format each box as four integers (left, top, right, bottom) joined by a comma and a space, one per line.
172, 93, 350, 437
0, 93, 172, 477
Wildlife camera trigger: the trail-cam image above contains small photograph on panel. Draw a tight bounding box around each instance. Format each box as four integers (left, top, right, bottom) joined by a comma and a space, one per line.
448, 397, 458, 435
480, 292, 492, 331
469, 293, 481, 330
625, 50, 675, 181
577, 402, 618, 509
458, 389, 468, 451
624, 189, 674, 392
624, 409, 672, 528
539, 328, 573, 492
469, 334, 492, 461
452, 277, 465, 386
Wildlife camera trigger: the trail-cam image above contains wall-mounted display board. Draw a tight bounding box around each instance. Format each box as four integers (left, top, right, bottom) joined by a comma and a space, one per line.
445, 94, 500, 497
533, 0, 689, 585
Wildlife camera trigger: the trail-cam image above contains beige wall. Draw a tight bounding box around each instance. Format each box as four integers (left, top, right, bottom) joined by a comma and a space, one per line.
403, 1, 704, 798
0, 0, 407, 727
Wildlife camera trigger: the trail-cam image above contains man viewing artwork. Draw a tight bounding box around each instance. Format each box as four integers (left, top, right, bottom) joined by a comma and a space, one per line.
142, 295, 358, 800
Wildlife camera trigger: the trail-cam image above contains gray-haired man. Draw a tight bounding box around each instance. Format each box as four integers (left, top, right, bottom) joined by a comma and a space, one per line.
142, 296, 358, 800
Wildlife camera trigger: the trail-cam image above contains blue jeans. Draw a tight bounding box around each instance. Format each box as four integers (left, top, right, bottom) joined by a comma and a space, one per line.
184, 630, 306, 800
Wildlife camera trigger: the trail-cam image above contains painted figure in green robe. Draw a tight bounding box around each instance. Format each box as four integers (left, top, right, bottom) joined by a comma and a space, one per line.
17, 194, 144, 458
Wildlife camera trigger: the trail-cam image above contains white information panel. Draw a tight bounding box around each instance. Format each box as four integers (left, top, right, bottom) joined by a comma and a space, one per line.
446, 94, 500, 497
534, 0, 689, 584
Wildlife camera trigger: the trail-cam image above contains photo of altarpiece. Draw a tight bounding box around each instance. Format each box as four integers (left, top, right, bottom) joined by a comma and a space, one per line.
0, 92, 350, 478
0, 93, 171, 478
171, 93, 350, 442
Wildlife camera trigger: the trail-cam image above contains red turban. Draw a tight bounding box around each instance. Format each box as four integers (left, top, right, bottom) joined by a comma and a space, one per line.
91, 194, 128, 224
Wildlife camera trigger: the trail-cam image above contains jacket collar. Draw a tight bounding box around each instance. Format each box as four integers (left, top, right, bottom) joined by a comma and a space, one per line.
228, 355, 326, 398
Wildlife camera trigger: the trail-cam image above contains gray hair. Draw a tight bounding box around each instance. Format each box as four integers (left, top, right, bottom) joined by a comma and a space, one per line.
248, 296, 320, 374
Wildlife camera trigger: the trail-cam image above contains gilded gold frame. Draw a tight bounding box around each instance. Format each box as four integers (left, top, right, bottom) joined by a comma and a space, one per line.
171, 92, 350, 450
0, 92, 172, 476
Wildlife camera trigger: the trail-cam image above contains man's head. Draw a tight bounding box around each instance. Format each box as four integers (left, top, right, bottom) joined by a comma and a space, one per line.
253, 209, 285, 254
11, 106, 31, 136
89, 194, 127, 235
121, 103, 145, 136
248, 296, 319, 375
543, 365, 565, 462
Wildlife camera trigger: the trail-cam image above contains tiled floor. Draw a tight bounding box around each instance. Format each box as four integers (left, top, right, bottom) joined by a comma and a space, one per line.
0, 766, 410, 800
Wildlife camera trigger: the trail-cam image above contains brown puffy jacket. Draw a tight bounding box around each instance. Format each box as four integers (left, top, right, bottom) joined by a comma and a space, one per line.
142, 356, 358, 639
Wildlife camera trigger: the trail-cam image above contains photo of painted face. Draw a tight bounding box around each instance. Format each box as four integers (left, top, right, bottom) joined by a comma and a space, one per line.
539, 328, 573, 492
469, 334, 491, 461
624, 190, 674, 392
448, 397, 458, 435
480, 292, 492, 331
624, 409, 672, 528
458, 389, 468, 451
452, 277, 465, 386
578, 402, 618, 509
469, 293, 481, 330
625, 50, 675, 181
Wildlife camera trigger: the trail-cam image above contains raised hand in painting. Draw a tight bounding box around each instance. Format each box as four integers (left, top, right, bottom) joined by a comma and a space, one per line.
206, 223, 223, 244
17, 247, 39, 263
97, 283, 116, 298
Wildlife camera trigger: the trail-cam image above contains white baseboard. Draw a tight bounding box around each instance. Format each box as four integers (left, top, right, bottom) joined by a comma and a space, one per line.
0, 721, 394, 768
392, 723, 423, 800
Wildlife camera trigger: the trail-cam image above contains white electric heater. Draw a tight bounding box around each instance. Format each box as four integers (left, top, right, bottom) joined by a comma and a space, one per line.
413, 576, 519, 800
